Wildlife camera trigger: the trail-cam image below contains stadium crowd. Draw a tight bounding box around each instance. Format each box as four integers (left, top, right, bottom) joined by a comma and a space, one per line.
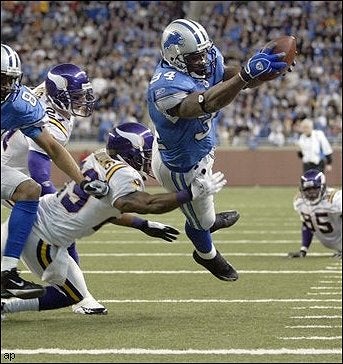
1, 1, 341, 147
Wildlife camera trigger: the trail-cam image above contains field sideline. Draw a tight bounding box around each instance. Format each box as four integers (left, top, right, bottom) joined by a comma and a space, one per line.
1, 186, 342, 363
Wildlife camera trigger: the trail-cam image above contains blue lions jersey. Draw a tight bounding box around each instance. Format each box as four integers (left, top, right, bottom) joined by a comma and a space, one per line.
1, 86, 45, 140
147, 46, 225, 172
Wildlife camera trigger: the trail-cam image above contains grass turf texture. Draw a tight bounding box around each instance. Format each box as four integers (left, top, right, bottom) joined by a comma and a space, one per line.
1, 187, 341, 363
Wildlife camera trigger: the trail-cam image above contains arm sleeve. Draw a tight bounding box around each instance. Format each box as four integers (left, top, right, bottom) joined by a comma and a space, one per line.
301, 223, 313, 249
28, 150, 57, 195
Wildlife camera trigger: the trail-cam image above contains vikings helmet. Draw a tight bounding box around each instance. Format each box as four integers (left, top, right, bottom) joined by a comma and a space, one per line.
300, 169, 326, 205
45, 63, 96, 117
161, 18, 216, 79
106, 123, 154, 178
1, 44, 22, 102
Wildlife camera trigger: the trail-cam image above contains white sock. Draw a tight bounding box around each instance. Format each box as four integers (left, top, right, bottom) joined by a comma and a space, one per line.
196, 245, 217, 259
1, 256, 19, 271
3, 298, 39, 313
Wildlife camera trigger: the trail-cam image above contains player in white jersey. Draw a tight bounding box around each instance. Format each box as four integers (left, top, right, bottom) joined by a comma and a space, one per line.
1, 47, 108, 301
1, 63, 108, 314
1, 122, 226, 317
288, 169, 342, 258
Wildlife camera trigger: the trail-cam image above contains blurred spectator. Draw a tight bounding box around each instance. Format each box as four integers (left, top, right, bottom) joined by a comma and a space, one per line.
1, 1, 341, 146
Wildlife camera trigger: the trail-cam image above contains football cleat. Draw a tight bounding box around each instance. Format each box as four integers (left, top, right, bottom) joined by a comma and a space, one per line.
72, 296, 108, 315
193, 250, 239, 282
210, 210, 240, 233
1, 268, 46, 299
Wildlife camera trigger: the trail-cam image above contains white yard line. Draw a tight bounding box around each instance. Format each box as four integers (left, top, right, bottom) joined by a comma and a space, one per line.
21, 269, 342, 274
307, 292, 342, 295
98, 299, 341, 303
77, 252, 332, 257
2, 348, 341, 355
21, 270, 342, 274
292, 306, 342, 310
285, 325, 342, 329
290, 315, 342, 319
278, 336, 341, 340
78, 240, 300, 244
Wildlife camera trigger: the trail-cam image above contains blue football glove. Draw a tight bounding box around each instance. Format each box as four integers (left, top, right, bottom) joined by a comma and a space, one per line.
239, 48, 287, 82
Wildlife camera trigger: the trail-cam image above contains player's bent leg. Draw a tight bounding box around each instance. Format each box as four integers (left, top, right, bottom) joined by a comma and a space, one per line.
1, 178, 45, 299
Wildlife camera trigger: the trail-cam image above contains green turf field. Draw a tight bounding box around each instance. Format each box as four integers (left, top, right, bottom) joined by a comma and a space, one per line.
1, 187, 342, 363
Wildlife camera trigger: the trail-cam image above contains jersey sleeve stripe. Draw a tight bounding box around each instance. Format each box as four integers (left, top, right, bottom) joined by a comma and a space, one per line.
48, 118, 68, 137
106, 164, 126, 181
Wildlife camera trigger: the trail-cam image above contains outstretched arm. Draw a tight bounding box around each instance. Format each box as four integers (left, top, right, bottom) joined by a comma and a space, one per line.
113, 171, 226, 214
288, 223, 313, 258
108, 214, 180, 242
34, 128, 84, 184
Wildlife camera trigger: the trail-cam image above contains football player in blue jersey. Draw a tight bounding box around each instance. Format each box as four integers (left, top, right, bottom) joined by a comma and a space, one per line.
147, 19, 288, 281
1, 44, 109, 300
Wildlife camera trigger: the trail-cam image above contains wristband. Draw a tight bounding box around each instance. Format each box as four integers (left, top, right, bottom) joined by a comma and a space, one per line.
176, 190, 192, 204
132, 217, 147, 230
238, 68, 251, 83
300, 246, 308, 253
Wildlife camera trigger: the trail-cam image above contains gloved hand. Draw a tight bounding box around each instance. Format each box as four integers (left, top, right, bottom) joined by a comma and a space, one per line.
80, 179, 109, 198
239, 48, 287, 82
139, 220, 180, 242
288, 249, 307, 258
191, 171, 227, 200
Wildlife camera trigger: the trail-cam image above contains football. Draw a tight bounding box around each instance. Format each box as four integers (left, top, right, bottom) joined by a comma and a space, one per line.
258, 35, 297, 81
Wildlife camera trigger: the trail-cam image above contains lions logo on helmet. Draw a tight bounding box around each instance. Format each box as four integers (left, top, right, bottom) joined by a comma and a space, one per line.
161, 19, 216, 79
163, 32, 184, 49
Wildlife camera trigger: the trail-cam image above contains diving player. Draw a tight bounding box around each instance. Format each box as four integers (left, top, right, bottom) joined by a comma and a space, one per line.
1, 123, 226, 316
147, 19, 288, 281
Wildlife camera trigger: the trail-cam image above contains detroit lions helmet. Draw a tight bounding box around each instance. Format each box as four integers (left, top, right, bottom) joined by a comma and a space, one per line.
106, 122, 154, 178
1, 44, 22, 101
45, 63, 96, 117
161, 18, 216, 79
300, 169, 326, 205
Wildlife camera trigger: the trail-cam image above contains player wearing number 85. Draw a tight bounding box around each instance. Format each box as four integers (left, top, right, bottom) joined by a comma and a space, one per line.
289, 169, 342, 259
147, 19, 288, 281
1, 44, 108, 301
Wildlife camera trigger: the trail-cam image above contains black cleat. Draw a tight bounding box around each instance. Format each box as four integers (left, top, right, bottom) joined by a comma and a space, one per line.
210, 210, 240, 233
1, 268, 46, 299
193, 250, 239, 282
